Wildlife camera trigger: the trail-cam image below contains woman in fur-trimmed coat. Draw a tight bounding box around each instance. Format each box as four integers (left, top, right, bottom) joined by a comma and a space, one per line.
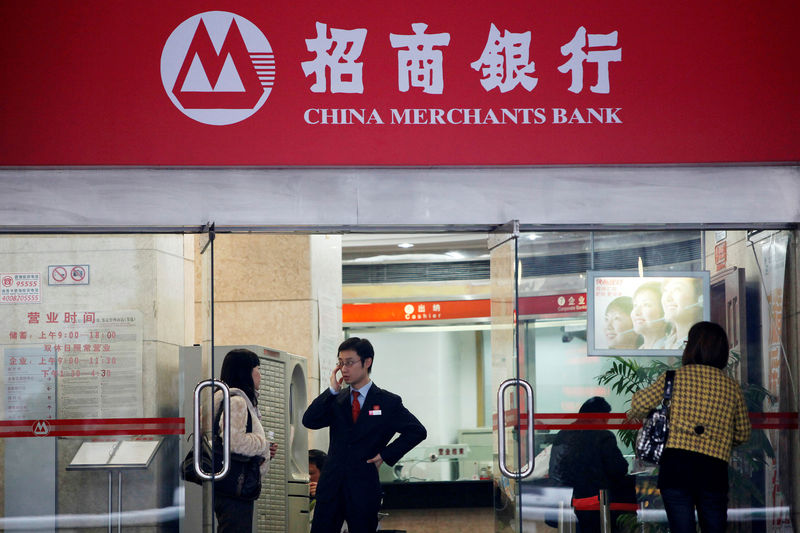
205, 349, 277, 533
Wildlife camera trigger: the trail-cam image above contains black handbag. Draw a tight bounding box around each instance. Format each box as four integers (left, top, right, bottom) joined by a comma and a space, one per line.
181, 437, 213, 485
181, 399, 263, 501
635, 370, 675, 465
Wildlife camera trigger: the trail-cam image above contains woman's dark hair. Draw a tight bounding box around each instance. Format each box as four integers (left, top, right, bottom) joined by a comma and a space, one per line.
681, 321, 730, 369
220, 349, 261, 406
579, 396, 612, 413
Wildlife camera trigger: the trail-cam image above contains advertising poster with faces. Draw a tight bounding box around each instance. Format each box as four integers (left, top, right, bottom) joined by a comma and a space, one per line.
587, 272, 709, 356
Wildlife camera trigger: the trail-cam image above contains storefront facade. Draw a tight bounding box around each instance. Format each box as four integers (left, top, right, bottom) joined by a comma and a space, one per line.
1, 2, 799, 532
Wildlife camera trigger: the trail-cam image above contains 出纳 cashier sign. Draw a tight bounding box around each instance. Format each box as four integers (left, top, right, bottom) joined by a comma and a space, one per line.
0, 1, 798, 165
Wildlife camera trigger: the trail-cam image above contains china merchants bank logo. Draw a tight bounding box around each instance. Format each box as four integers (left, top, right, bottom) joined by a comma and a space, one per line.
161, 11, 275, 125
32, 420, 51, 436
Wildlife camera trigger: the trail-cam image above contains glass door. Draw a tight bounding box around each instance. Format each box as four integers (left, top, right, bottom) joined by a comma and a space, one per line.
0, 232, 194, 531
186, 223, 271, 533
490, 221, 534, 533
186, 222, 230, 533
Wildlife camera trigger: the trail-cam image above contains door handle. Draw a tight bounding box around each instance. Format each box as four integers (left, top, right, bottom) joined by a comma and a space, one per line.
497, 378, 534, 479
192, 379, 231, 481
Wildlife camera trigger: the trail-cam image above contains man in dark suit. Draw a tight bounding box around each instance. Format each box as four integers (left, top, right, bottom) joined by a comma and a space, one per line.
302, 337, 427, 533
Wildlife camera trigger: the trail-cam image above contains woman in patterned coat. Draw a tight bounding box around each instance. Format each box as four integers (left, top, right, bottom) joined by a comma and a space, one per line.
630, 321, 751, 533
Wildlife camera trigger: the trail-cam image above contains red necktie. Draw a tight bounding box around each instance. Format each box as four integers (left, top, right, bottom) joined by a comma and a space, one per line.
352, 390, 361, 422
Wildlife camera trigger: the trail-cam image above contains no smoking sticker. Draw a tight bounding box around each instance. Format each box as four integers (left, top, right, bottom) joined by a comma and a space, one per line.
48, 265, 90, 286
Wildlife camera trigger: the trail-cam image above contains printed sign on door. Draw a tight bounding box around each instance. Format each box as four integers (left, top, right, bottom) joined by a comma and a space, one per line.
48, 265, 90, 286
1, 273, 41, 304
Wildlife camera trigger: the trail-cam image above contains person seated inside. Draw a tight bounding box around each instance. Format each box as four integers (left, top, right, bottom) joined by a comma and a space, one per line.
549, 397, 635, 533
308, 449, 327, 512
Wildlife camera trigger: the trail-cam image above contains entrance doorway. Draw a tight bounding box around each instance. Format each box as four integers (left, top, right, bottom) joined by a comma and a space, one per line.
0, 226, 796, 532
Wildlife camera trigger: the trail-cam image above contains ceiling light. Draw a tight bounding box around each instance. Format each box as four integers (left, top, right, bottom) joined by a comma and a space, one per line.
526, 233, 540, 241
397, 242, 414, 248
445, 251, 464, 259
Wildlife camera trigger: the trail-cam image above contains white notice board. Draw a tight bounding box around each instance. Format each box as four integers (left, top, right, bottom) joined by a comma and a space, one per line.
68, 439, 161, 470
56, 310, 144, 418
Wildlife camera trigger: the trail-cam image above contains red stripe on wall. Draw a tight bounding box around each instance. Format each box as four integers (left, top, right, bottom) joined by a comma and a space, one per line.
0, 417, 185, 438
493, 412, 798, 431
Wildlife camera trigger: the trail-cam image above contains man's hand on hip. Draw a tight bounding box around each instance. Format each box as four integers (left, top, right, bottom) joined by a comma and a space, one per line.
367, 454, 383, 469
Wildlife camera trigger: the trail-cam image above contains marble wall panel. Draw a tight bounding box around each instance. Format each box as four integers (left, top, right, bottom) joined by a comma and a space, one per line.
155, 245, 189, 346
191, 233, 343, 411
151, 340, 180, 418
212, 234, 312, 301
183, 236, 196, 345
211, 300, 315, 359
310, 235, 342, 299
310, 234, 343, 391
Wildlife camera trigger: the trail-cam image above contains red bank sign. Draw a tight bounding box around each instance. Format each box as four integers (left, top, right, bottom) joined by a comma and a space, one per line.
0, 1, 798, 165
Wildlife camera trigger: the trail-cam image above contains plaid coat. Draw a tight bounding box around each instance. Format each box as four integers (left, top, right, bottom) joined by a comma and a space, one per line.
630, 364, 751, 462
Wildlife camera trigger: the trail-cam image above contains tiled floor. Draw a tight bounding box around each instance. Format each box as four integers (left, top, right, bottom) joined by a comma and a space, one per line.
379, 507, 493, 533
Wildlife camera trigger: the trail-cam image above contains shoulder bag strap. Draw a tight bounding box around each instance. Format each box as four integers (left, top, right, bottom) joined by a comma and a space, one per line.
212, 403, 223, 445
661, 370, 676, 410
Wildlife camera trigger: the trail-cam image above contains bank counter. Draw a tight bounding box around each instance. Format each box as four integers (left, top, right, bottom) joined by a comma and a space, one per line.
382, 480, 493, 509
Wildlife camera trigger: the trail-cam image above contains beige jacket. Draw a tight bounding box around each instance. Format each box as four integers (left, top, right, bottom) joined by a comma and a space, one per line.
203, 388, 272, 476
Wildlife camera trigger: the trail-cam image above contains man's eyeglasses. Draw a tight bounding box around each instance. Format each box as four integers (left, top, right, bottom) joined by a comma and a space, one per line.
338, 359, 361, 367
